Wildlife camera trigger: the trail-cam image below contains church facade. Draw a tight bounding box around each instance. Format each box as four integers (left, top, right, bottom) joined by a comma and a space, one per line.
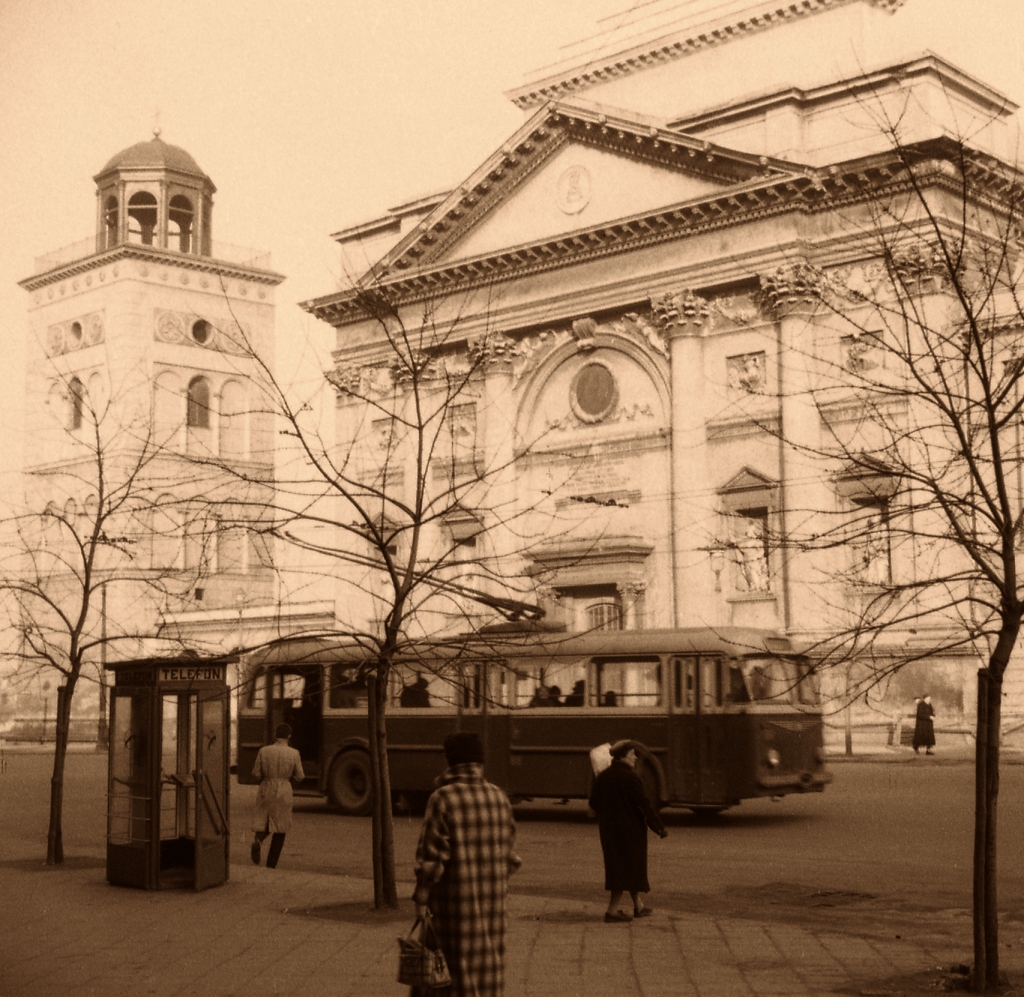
306, 0, 1024, 729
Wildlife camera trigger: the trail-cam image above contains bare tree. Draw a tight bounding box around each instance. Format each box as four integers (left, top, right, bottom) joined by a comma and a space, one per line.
753, 124, 1024, 990
0, 371, 214, 865
192, 283, 610, 908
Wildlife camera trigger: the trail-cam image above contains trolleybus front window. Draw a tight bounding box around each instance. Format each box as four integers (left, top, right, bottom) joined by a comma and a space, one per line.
740, 657, 812, 704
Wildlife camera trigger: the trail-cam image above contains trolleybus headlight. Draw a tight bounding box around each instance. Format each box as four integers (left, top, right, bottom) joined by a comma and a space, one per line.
766, 748, 781, 768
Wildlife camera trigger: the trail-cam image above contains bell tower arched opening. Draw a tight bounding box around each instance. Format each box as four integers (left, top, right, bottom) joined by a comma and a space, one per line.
93, 132, 216, 257
128, 192, 158, 245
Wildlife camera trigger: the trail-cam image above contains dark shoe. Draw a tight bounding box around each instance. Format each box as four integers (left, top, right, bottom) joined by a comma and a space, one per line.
604, 910, 632, 922
250, 841, 261, 865
633, 907, 653, 918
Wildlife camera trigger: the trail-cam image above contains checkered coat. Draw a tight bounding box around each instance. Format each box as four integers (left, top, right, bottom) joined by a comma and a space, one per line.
413, 763, 521, 997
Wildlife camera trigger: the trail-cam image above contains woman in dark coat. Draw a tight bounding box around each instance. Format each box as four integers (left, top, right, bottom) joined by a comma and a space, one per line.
588, 740, 667, 922
913, 695, 936, 754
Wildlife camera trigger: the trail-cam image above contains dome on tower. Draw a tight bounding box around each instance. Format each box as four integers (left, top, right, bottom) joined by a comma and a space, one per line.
95, 132, 209, 181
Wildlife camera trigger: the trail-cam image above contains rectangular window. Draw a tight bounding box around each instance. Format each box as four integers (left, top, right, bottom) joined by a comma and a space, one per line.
329, 665, 367, 709
595, 656, 662, 708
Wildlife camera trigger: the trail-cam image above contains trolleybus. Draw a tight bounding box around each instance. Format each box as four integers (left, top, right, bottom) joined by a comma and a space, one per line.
236, 626, 830, 814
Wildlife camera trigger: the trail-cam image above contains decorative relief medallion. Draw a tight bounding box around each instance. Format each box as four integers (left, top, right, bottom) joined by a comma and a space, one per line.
156, 311, 185, 343
556, 165, 591, 215
727, 352, 766, 397
45, 326, 65, 357
85, 275, 92, 286
85, 314, 104, 346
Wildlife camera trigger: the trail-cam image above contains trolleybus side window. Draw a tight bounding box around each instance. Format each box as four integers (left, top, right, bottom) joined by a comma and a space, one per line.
509, 657, 588, 707
728, 662, 751, 703
386, 664, 483, 712
329, 665, 367, 709
595, 656, 662, 707
700, 656, 723, 711
672, 657, 695, 711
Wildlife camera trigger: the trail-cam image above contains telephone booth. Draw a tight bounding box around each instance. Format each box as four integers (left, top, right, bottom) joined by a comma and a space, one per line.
105, 656, 232, 890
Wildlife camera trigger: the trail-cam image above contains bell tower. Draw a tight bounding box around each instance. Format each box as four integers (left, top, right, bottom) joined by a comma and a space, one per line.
19, 132, 287, 660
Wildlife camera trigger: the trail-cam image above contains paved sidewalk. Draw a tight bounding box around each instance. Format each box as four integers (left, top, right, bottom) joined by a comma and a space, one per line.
0, 851, 1009, 997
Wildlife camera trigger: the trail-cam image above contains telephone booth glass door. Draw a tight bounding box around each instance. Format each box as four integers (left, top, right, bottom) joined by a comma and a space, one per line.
106, 659, 230, 890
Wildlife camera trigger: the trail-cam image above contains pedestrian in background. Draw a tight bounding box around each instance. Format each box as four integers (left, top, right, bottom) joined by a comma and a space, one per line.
250, 722, 305, 868
588, 739, 667, 922
913, 694, 936, 755
413, 731, 521, 997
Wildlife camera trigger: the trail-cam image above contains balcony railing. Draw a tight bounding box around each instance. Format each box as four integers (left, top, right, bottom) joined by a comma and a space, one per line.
33, 236, 272, 275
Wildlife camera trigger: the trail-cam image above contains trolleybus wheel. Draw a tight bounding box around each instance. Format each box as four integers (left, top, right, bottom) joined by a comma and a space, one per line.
328, 750, 373, 816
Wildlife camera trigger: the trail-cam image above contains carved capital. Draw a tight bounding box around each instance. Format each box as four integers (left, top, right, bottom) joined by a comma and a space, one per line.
868, 0, 906, 11
468, 331, 523, 368
888, 242, 957, 294
650, 289, 709, 337
759, 263, 825, 317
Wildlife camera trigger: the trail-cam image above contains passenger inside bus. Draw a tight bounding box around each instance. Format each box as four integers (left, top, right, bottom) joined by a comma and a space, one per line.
602, 690, 618, 707
564, 680, 585, 706
400, 673, 431, 708
548, 685, 563, 706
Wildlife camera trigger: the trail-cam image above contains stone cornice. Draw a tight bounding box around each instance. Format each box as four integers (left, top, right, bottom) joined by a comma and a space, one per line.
506, 0, 907, 110
19, 242, 285, 292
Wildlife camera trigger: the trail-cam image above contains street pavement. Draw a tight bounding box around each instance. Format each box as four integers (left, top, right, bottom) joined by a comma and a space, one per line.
0, 847, 1007, 997
2, 739, 1022, 996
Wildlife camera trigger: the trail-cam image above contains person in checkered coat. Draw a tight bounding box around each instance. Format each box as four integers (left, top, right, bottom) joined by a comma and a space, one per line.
412, 732, 521, 997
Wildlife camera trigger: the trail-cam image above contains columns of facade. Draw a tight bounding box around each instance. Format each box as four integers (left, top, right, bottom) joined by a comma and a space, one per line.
653, 289, 716, 628
760, 264, 833, 634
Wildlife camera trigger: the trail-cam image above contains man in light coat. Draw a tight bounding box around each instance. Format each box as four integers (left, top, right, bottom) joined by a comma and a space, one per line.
251, 722, 304, 868
413, 731, 521, 997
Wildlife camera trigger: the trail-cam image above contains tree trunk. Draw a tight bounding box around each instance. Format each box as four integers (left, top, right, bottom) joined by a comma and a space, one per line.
366, 672, 399, 909
46, 682, 73, 865
366, 674, 384, 905
984, 672, 1001, 990
972, 668, 989, 991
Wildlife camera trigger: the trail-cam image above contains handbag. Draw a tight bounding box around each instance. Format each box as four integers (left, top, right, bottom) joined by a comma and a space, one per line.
397, 911, 451, 989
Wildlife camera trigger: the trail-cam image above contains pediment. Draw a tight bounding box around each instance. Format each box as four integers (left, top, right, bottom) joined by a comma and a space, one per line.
436, 141, 728, 266
718, 467, 777, 496
376, 101, 793, 279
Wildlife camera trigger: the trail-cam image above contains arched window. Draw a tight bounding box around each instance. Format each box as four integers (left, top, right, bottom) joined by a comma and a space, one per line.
69, 376, 84, 430
127, 191, 158, 245
103, 196, 119, 249
186, 376, 211, 428
586, 601, 623, 632
169, 195, 194, 252
68, 322, 83, 349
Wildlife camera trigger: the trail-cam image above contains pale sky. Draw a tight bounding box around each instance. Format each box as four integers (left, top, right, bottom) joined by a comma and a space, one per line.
2, 0, 1023, 495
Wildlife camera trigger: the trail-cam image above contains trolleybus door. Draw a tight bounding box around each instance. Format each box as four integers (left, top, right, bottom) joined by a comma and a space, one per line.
267, 667, 322, 782
669, 656, 728, 804
697, 656, 729, 802
669, 656, 698, 801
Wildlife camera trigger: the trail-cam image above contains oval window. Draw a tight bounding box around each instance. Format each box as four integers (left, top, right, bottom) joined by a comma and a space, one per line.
571, 362, 618, 422
191, 319, 210, 345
